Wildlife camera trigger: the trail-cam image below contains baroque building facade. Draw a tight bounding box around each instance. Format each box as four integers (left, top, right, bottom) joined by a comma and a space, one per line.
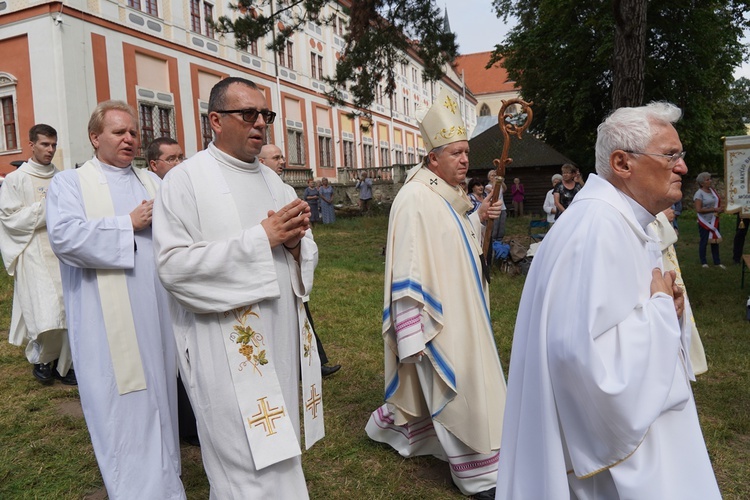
0, 0, 476, 178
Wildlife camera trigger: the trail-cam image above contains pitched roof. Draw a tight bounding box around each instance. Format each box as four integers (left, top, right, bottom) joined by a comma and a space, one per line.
468, 122, 575, 170
453, 52, 518, 96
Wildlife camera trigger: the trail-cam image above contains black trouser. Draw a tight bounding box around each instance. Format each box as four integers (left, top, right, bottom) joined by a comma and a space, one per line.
304, 301, 328, 365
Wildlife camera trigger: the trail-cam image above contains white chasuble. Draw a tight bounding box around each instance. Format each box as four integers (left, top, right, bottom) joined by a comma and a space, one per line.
496, 175, 720, 500
189, 156, 323, 469
376, 165, 506, 454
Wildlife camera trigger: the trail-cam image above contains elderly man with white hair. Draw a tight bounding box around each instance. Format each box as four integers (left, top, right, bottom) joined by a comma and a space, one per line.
495, 102, 720, 499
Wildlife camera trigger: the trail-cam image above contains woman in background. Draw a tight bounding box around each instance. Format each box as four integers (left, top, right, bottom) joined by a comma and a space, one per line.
304, 178, 320, 224
511, 177, 525, 217
467, 178, 485, 216
694, 171, 725, 269
319, 177, 336, 224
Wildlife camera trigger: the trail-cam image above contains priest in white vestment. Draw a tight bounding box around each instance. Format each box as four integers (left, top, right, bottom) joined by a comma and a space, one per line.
0, 124, 72, 384
365, 89, 506, 499
46, 101, 185, 500
153, 77, 323, 499
496, 102, 720, 499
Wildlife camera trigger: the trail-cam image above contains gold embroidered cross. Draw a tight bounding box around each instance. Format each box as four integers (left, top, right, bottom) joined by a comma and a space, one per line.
305, 384, 322, 419
248, 397, 286, 436
443, 95, 458, 114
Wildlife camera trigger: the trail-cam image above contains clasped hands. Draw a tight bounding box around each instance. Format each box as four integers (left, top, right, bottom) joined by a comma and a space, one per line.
262, 198, 311, 249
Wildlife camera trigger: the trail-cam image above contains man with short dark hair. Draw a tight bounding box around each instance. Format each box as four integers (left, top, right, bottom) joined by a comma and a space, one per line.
147, 136, 184, 179
0, 124, 73, 385
153, 77, 324, 498
46, 100, 185, 499
496, 102, 720, 499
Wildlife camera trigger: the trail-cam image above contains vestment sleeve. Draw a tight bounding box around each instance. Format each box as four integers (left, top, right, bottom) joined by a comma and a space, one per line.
0, 175, 45, 274
391, 296, 426, 360
46, 172, 135, 270
153, 168, 315, 314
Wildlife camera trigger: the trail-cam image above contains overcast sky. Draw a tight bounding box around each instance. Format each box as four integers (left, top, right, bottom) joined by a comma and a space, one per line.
440, 0, 750, 80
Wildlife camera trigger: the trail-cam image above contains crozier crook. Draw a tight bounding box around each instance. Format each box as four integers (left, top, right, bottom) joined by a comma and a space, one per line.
482, 98, 534, 268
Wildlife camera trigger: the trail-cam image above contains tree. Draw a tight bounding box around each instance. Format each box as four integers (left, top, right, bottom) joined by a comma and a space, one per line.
214, 0, 458, 115
491, 0, 750, 173
612, 0, 647, 107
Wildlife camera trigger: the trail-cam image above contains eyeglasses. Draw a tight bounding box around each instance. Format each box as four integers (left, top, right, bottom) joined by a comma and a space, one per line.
216, 108, 277, 124
624, 150, 686, 165
158, 155, 185, 165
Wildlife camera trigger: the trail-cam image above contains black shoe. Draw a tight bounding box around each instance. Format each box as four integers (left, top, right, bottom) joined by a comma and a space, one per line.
55, 368, 78, 386
33, 363, 55, 385
51, 359, 78, 386
321, 364, 341, 377
472, 487, 496, 500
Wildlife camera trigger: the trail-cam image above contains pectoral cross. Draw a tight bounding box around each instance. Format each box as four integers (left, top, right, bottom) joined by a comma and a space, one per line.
248, 397, 285, 436
305, 384, 322, 419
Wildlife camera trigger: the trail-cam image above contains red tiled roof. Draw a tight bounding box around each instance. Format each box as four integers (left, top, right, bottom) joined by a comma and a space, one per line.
453, 52, 518, 95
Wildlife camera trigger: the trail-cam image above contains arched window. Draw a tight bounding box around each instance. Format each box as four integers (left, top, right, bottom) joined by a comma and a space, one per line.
0, 72, 19, 152
479, 103, 491, 116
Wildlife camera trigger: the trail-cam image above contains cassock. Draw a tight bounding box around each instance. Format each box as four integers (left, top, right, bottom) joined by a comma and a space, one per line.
365, 165, 507, 496
46, 159, 184, 500
496, 174, 720, 499
0, 160, 70, 373
152, 144, 320, 499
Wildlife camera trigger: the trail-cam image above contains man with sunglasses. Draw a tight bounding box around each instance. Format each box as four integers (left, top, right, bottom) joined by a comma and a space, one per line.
496, 102, 720, 498
153, 77, 323, 499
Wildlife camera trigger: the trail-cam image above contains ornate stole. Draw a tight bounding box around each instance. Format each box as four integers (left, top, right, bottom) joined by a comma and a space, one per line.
190, 156, 323, 470
77, 160, 156, 395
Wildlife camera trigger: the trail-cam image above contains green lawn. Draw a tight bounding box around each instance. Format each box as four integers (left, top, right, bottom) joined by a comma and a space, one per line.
0, 211, 747, 499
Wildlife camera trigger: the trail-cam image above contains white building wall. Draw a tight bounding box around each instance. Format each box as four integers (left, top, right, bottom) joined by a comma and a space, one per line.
0, 0, 475, 174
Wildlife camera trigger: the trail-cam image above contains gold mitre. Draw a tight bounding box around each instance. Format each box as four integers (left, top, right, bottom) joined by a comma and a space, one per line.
416, 88, 468, 152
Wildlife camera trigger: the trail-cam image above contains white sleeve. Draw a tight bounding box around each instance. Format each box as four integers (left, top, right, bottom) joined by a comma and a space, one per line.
46, 172, 135, 270
153, 168, 316, 314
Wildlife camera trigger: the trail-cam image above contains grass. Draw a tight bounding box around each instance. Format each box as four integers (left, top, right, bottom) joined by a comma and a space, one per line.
0, 210, 748, 498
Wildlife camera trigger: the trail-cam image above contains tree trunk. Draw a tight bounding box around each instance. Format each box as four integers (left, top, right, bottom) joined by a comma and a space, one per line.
612, 0, 647, 108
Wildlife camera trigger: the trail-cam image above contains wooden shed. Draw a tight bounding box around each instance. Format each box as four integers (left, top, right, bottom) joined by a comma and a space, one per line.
467, 116, 576, 216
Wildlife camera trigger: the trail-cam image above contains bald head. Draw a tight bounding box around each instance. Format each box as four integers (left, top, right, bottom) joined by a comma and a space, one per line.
258, 144, 285, 175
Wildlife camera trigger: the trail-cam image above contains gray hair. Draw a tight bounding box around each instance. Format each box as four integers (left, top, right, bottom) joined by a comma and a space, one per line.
423, 145, 447, 166
696, 172, 712, 184
551, 174, 563, 183
595, 101, 682, 179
